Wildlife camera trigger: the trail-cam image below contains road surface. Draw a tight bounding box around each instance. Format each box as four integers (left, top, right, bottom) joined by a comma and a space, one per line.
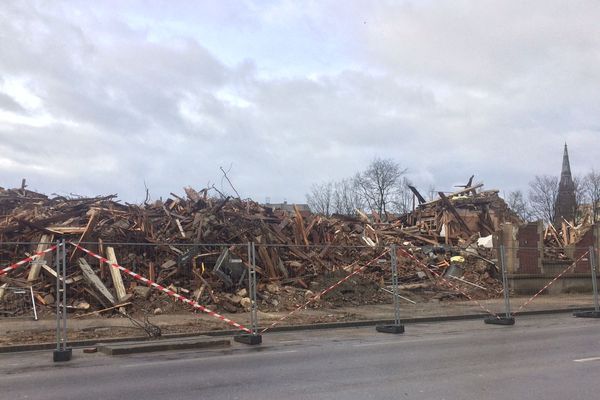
1, 314, 599, 399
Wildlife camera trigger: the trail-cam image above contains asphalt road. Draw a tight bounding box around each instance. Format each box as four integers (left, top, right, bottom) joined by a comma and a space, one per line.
1, 314, 600, 400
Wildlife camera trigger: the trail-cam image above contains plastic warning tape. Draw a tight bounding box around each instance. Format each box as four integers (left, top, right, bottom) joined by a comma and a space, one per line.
261, 249, 390, 333
396, 247, 500, 318
70, 243, 252, 334
0, 245, 57, 277
514, 250, 589, 315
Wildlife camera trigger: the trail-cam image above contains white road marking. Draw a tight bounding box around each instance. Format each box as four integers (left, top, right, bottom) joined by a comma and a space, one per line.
574, 356, 600, 363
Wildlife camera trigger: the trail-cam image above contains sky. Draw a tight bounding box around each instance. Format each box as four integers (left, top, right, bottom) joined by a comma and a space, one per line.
1, 0, 599, 204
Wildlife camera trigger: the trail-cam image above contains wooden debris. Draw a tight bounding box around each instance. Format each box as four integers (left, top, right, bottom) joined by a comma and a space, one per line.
106, 247, 127, 303
0, 180, 522, 316
0, 283, 6, 301
78, 258, 116, 308
69, 209, 98, 262
74, 302, 132, 318
27, 234, 54, 282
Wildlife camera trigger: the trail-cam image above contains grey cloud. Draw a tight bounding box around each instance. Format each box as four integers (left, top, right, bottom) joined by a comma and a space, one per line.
363, 1, 600, 89
0, 1, 599, 204
0, 92, 25, 112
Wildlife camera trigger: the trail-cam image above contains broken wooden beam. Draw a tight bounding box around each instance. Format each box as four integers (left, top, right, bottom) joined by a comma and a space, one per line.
69, 209, 98, 262
408, 185, 426, 204
106, 247, 127, 303
78, 258, 116, 308
438, 192, 472, 236
27, 234, 54, 282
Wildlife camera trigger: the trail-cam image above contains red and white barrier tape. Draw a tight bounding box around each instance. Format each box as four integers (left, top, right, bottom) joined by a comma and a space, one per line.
0, 245, 57, 277
261, 249, 390, 333
514, 250, 589, 315
70, 243, 252, 334
396, 247, 500, 318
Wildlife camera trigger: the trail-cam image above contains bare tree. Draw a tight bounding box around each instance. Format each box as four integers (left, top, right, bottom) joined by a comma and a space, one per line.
582, 169, 600, 223
528, 175, 558, 224
306, 181, 333, 216
391, 177, 414, 215
355, 158, 406, 219
506, 190, 531, 222
332, 178, 364, 215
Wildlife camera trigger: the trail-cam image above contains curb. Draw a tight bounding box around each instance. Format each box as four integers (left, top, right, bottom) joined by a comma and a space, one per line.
0, 306, 594, 354
98, 337, 230, 355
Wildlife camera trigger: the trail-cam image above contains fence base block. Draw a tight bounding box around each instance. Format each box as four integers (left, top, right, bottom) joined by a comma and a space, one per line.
53, 348, 72, 362
484, 317, 515, 326
376, 324, 405, 334
573, 311, 600, 318
234, 334, 262, 345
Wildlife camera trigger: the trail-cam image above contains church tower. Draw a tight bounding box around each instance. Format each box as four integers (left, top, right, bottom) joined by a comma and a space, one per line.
554, 143, 576, 226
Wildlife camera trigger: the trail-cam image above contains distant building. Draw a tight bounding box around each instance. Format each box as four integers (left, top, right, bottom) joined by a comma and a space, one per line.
264, 201, 311, 216
554, 143, 577, 226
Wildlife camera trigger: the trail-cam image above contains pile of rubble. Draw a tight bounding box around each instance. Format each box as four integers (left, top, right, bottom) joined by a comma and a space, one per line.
0, 181, 514, 318
542, 219, 593, 259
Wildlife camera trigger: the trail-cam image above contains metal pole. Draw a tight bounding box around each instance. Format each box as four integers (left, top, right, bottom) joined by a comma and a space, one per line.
376, 244, 404, 333
29, 286, 38, 321
391, 244, 400, 326
53, 239, 72, 361
250, 242, 258, 335
590, 246, 599, 313
500, 245, 511, 318
55, 240, 60, 351
61, 239, 67, 350
235, 242, 262, 344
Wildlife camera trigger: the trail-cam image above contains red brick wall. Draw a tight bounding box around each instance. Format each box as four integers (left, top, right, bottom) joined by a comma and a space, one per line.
516, 223, 541, 274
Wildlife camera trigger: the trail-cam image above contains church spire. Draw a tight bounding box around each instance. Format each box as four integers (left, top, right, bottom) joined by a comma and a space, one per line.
554, 143, 576, 226
561, 143, 572, 178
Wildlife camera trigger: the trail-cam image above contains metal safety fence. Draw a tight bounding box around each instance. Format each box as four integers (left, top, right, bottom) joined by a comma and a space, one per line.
253, 243, 393, 335
0, 241, 55, 320
1, 240, 599, 362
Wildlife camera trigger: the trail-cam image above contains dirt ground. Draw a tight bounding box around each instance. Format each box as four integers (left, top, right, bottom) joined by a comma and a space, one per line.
0, 293, 594, 347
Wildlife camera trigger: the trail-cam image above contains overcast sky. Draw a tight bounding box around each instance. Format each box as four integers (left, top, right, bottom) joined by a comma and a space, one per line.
1, 1, 599, 204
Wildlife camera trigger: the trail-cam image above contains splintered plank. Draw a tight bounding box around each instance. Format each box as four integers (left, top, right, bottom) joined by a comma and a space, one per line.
106, 247, 127, 302
175, 219, 186, 238
184, 187, 201, 202
69, 209, 98, 263
257, 245, 277, 278
294, 205, 309, 246
148, 262, 155, 282
44, 226, 87, 234
400, 230, 439, 246
276, 257, 289, 278
548, 223, 564, 247
438, 192, 472, 236
562, 221, 569, 245
27, 234, 54, 282
78, 258, 116, 307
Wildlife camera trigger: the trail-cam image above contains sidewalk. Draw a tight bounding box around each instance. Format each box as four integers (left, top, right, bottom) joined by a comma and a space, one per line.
1, 293, 595, 348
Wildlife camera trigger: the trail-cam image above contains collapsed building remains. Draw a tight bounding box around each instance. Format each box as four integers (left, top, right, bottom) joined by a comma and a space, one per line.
0, 180, 532, 320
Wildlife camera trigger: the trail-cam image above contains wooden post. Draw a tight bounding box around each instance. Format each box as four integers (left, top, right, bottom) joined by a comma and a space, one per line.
106, 247, 127, 302
0, 283, 7, 301
27, 234, 53, 282
148, 261, 155, 282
